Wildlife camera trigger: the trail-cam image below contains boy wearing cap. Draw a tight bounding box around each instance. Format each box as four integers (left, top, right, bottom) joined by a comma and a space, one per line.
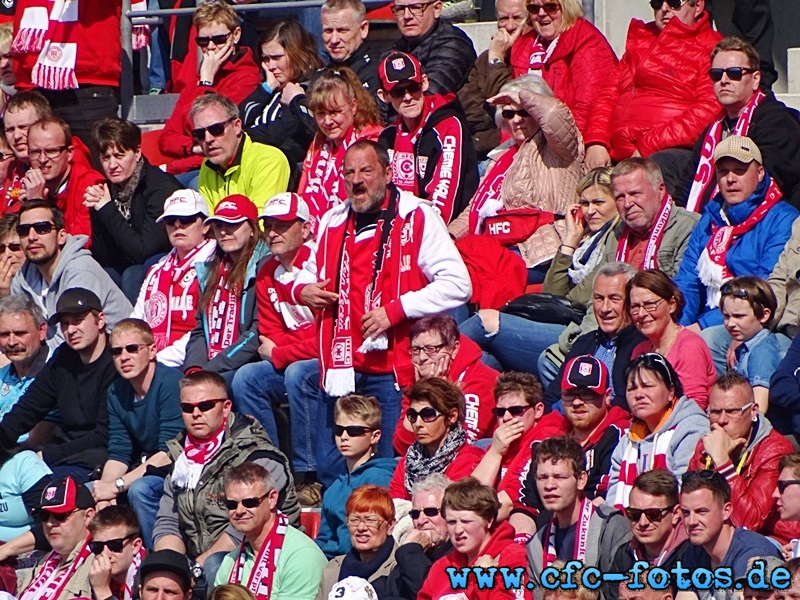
377, 51, 477, 224
674, 135, 798, 333
132, 189, 217, 368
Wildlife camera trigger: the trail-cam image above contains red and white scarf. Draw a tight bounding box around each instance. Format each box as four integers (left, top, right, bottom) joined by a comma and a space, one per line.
686, 91, 765, 213
615, 194, 673, 270
525, 34, 559, 76
206, 259, 240, 359
229, 512, 289, 600
542, 497, 594, 568
172, 425, 226, 490
612, 425, 675, 508
18, 535, 92, 600
697, 178, 782, 309
111, 546, 145, 600
468, 144, 519, 235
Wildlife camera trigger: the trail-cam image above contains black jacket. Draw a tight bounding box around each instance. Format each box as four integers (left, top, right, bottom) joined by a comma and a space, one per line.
383, 540, 453, 600
673, 92, 800, 210
543, 323, 646, 411
605, 539, 690, 599
392, 19, 476, 95
334, 43, 387, 123
90, 159, 179, 270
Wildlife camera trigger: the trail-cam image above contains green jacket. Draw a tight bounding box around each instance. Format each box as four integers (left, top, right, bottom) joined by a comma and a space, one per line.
154, 412, 300, 558
199, 133, 291, 213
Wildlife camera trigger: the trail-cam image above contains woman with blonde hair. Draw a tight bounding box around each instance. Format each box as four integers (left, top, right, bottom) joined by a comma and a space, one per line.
0, 23, 15, 117
208, 584, 257, 600
299, 66, 382, 226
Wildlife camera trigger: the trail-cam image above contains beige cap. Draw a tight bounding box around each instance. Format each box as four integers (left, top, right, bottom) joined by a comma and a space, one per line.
713, 134, 762, 165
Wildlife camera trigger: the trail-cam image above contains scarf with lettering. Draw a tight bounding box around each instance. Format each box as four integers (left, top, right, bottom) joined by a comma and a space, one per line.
110, 545, 145, 600
404, 424, 466, 495
206, 258, 240, 359
228, 512, 288, 600
542, 497, 594, 568
172, 424, 226, 490
468, 144, 519, 234
612, 420, 676, 508
615, 194, 673, 270
697, 177, 781, 309
18, 535, 92, 600
686, 91, 765, 213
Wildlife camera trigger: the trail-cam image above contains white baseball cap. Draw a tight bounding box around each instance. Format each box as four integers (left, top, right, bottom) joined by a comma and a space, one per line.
328, 577, 377, 600
260, 192, 311, 223
156, 189, 210, 223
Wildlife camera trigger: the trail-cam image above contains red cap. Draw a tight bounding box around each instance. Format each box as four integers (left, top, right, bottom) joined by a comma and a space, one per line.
379, 52, 423, 92
561, 355, 610, 395
38, 476, 95, 514
206, 194, 258, 225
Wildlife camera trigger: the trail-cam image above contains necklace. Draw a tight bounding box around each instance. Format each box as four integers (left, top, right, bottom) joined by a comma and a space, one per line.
653, 325, 682, 356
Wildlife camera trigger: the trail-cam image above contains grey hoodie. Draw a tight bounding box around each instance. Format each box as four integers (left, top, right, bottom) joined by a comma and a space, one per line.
10, 234, 133, 350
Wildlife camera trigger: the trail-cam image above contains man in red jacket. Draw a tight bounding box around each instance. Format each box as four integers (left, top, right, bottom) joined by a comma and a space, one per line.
584, 0, 722, 170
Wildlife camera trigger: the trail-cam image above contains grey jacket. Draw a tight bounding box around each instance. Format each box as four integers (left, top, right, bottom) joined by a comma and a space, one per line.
10, 234, 132, 350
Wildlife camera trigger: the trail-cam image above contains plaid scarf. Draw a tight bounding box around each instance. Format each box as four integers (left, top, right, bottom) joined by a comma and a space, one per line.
404, 424, 466, 495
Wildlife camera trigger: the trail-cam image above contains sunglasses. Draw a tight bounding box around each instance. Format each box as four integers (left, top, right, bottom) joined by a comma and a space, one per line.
501, 108, 530, 120
109, 343, 147, 357
89, 533, 137, 555
0, 242, 21, 253
708, 67, 757, 82
195, 32, 232, 48
39, 509, 79, 524
179, 398, 226, 413
648, 0, 686, 9
163, 214, 203, 227
388, 82, 422, 99
777, 480, 800, 494
409, 506, 440, 519
720, 283, 749, 299
491, 405, 532, 418
334, 424, 373, 437
224, 492, 269, 511
191, 117, 235, 141
562, 390, 603, 404
16, 221, 56, 237
681, 469, 724, 485
625, 506, 674, 523
526, 2, 561, 15
406, 406, 442, 424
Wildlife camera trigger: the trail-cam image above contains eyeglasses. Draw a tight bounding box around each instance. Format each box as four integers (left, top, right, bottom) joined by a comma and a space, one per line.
390, 1, 436, 16
629, 298, 664, 315
224, 493, 269, 511
562, 390, 603, 404
720, 283, 749, 299
346, 515, 385, 529
491, 405, 533, 418
16, 221, 56, 237
625, 506, 675, 523
39, 509, 79, 524
88, 533, 138, 555
409, 343, 447, 357
501, 108, 530, 120
388, 82, 422, 99
109, 343, 147, 357
0, 242, 21, 253
706, 401, 754, 418
195, 32, 232, 48
28, 146, 68, 161
163, 214, 203, 227
526, 2, 561, 15
179, 398, 226, 413
777, 480, 800, 494
409, 506, 441, 520
0, 152, 13, 161
334, 424, 373, 437
708, 67, 757, 82
406, 406, 443, 423
191, 117, 236, 141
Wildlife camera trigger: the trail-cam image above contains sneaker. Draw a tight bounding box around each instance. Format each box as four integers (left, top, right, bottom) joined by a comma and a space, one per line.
148, 87, 165, 95
296, 482, 322, 507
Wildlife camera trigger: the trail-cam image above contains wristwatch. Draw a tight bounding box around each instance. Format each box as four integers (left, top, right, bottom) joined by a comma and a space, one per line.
114, 478, 125, 493
191, 561, 205, 581
198, 80, 213, 87
488, 57, 505, 66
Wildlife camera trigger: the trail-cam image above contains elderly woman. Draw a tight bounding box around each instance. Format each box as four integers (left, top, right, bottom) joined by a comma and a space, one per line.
510, 0, 617, 137
317, 484, 397, 600
418, 477, 531, 600
606, 353, 709, 508
83, 117, 181, 301
389, 378, 483, 501
240, 20, 323, 169
628, 269, 716, 410
299, 66, 382, 227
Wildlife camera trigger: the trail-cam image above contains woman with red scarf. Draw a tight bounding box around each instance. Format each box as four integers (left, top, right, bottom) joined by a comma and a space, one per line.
183, 194, 269, 382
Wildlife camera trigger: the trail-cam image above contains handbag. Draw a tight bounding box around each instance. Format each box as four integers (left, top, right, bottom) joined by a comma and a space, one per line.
499, 292, 584, 326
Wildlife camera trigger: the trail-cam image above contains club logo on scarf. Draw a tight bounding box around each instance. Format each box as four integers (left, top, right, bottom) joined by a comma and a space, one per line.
46, 46, 62, 62
400, 222, 412, 246
391, 151, 415, 188
145, 292, 168, 327
333, 339, 351, 362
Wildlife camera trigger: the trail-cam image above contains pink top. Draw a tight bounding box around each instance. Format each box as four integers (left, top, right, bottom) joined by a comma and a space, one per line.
633, 328, 716, 411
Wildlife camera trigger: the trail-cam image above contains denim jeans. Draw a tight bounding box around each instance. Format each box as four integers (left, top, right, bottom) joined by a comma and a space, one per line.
231, 360, 287, 449
126, 475, 165, 550
147, 0, 170, 91
459, 312, 565, 376
700, 324, 792, 376
175, 169, 200, 190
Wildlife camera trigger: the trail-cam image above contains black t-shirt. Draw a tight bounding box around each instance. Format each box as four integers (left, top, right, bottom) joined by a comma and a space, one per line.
555, 523, 577, 561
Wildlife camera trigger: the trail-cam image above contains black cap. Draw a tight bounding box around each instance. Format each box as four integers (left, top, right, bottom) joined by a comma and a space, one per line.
47, 288, 103, 326
138, 550, 192, 590
36, 476, 95, 514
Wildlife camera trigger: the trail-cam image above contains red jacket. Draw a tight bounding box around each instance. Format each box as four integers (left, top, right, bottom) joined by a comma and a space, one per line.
510, 18, 618, 136
55, 161, 105, 240
584, 13, 722, 160
159, 47, 261, 175
688, 417, 800, 544
393, 335, 499, 454
390, 441, 484, 500
418, 521, 532, 600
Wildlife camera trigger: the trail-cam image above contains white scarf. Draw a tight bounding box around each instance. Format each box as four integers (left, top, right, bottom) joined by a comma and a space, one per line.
172, 426, 226, 490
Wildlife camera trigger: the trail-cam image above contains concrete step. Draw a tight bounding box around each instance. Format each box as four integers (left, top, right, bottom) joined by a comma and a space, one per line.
775, 93, 800, 112
788, 48, 800, 94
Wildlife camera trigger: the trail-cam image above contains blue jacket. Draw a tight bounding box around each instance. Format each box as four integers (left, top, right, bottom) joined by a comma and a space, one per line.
315, 455, 397, 559
675, 173, 798, 328
769, 333, 800, 437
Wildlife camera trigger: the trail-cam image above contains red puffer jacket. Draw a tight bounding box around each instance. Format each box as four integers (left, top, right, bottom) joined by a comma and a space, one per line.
584, 13, 722, 160
510, 18, 617, 137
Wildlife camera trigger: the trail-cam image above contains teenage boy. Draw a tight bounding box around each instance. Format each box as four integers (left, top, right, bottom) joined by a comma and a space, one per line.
315, 394, 397, 559
87, 506, 146, 600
